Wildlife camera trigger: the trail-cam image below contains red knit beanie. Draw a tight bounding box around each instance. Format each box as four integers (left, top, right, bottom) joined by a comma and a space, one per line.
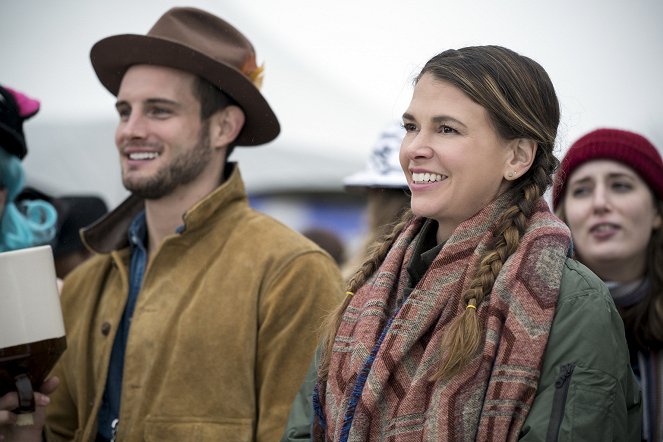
552, 128, 663, 210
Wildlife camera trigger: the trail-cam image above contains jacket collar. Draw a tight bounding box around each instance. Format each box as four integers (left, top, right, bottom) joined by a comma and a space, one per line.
81, 162, 247, 254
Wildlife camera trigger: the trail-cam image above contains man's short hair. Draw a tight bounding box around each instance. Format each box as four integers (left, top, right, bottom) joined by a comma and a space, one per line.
192, 76, 239, 156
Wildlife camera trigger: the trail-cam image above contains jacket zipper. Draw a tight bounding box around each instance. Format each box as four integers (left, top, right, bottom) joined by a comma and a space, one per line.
545, 363, 575, 442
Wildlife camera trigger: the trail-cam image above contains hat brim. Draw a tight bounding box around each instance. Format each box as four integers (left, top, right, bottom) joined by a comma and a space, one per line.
90, 34, 280, 146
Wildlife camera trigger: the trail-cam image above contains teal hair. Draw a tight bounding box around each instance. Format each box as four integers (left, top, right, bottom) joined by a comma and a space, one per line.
0, 148, 58, 251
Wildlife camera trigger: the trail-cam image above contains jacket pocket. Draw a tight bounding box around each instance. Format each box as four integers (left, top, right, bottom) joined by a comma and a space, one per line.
545, 363, 617, 442
143, 415, 254, 441
546, 363, 575, 442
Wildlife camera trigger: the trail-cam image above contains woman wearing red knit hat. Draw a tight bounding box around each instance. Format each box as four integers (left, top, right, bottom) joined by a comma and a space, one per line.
553, 128, 663, 441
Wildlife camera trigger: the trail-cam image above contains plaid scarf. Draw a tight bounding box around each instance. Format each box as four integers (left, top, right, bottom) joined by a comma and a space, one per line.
315, 195, 571, 441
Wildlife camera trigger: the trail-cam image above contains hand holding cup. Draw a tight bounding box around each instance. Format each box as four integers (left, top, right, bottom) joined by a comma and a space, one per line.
0, 376, 59, 441
0, 246, 67, 431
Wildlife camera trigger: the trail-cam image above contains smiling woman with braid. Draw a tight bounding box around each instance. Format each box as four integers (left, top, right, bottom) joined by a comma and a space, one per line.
310, 46, 642, 441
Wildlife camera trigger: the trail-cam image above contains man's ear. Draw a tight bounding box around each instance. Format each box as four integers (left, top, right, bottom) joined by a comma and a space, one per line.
503, 138, 537, 181
209, 105, 245, 149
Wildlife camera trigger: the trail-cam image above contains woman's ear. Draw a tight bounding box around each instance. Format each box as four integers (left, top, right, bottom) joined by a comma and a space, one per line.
653, 205, 662, 229
209, 105, 245, 150
503, 138, 537, 181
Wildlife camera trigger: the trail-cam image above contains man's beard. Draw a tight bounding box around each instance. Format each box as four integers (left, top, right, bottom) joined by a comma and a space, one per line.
122, 127, 212, 200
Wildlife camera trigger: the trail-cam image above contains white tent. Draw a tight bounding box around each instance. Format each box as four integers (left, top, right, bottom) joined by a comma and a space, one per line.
2, 0, 663, 209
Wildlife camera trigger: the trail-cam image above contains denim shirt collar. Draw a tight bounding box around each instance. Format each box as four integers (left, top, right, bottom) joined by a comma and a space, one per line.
127, 209, 186, 252
128, 210, 148, 252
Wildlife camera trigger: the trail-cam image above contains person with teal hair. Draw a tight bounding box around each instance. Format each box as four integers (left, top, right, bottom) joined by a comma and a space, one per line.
0, 84, 57, 252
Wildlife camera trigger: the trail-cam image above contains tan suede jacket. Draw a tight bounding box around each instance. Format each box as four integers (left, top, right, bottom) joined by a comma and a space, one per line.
45, 165, 343, 441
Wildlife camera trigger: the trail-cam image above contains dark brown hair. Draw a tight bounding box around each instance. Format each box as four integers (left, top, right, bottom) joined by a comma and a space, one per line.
192, 76, 238, 156
623, 198, 663, 351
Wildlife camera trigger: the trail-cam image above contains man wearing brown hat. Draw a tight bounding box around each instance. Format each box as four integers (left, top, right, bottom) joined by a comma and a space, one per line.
1, 7, 342, 442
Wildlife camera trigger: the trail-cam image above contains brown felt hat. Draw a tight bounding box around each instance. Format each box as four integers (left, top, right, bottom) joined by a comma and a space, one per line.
90, 6, 279, 146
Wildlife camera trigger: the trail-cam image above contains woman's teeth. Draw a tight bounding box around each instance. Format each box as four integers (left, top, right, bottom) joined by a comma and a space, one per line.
412, 172, 443, 183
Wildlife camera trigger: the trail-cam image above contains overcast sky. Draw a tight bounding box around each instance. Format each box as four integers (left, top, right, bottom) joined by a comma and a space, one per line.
2, 0, 662, 205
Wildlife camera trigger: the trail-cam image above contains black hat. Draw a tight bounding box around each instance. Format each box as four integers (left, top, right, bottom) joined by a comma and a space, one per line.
0, 85, 40, 159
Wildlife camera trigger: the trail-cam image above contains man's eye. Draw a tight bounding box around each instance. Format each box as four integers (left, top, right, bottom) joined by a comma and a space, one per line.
117, 109, 130, 120
440, 125, 457, 134
149, 107, 171, 117
402, 123, 417, 132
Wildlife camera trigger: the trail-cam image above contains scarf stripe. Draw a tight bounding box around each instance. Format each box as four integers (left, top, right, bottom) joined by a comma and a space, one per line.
340, 314, 397, 442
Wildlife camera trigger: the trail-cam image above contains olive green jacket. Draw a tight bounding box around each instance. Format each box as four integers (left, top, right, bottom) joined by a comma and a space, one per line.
45, 165, 344, 441
282, 259, 642, 441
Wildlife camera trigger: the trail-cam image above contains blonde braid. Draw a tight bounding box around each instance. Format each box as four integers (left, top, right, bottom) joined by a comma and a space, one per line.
433, 170, 546, 380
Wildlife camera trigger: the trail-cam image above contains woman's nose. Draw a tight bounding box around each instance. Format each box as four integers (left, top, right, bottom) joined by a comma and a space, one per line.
402, 131, 434, 160
591, 186, 611, 214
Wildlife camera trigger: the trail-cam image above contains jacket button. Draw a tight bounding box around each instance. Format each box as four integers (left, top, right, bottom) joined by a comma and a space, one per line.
101, 322, 111, 336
